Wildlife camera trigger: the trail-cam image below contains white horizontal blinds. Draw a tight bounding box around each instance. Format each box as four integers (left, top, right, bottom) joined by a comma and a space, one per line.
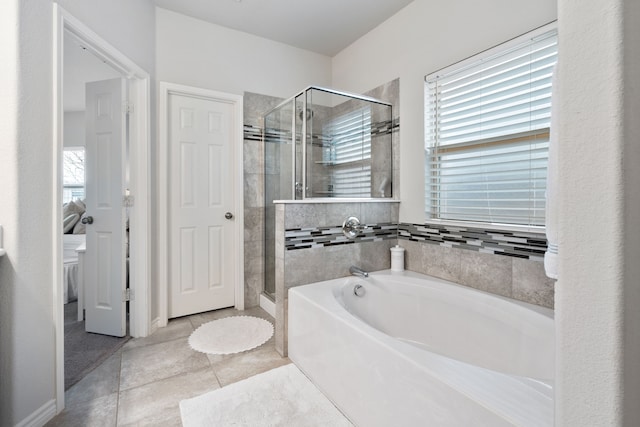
324, 107, 372, 197
426, 28, 557, 226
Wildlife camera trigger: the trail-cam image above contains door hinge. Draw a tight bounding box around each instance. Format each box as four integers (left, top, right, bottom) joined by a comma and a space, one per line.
123, 288, 132, 302
123, 195, 135, 207
124, 102, 134, 115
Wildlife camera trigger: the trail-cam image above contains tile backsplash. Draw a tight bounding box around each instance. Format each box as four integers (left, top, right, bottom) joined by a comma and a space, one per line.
398, 223, 547, 261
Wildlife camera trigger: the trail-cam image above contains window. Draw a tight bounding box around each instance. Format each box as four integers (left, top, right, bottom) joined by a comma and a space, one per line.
63, 148, 85, 203
425, 25, 557, 228
323, 107, 372, 197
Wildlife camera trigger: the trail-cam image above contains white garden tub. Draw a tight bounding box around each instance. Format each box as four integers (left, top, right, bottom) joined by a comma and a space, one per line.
288, 270, 554, 427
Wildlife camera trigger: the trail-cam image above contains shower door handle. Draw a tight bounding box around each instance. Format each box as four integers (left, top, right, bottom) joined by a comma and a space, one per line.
225, 212, 234, 220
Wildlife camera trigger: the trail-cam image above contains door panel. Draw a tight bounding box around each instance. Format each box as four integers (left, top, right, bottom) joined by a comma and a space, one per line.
169, 94, 236, 318
84, 77, 127, 337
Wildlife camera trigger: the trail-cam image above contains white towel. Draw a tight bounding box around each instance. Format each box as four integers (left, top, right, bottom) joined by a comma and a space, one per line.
545, 63, 559, 279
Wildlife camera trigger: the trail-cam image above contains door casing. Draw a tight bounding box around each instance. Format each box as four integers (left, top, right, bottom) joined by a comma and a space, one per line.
158, 82, 245, 327
52, 4, 151, 414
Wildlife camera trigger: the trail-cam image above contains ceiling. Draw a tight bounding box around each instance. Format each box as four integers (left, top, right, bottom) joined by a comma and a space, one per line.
64, 36, 121, 112
152, 0, 414, 56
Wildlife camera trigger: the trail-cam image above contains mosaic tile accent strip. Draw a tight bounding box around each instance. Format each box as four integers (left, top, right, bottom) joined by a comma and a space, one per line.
285, 223, 397, 250
371, 118, 399, 137
398, 223, 547, 261
245, 118, 399, 145
244, 124, 263, 142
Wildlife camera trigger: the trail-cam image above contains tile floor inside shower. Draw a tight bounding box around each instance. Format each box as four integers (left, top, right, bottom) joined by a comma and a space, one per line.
46, 306, 289, 426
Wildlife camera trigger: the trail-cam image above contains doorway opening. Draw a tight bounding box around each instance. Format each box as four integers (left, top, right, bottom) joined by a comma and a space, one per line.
53, 4, 150, 413
60, 32, 130, 390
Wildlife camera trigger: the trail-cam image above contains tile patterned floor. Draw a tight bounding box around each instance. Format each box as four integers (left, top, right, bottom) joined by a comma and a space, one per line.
47, 306, 289, 427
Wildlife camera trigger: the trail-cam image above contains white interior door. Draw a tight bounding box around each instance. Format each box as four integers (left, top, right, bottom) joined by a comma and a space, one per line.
84, 77, 127, 337
169, 93, 236, 318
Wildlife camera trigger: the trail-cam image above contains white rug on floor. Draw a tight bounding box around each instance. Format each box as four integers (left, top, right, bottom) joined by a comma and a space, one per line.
188, 316, 274, 355
180, 364, 353, 427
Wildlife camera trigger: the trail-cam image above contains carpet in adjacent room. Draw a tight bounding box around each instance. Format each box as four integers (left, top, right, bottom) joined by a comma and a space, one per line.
64, 301, 129, 390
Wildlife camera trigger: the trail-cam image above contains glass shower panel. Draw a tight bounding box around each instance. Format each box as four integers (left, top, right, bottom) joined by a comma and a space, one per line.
304, 88, 392, 198
263, 100, 294, 299
294, 94, 304, 199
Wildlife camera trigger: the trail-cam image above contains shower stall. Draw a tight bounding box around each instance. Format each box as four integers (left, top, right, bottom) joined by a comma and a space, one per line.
262, 86, 393, 300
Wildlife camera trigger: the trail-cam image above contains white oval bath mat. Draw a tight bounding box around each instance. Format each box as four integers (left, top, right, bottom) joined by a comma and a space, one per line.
188, 316, 274, 355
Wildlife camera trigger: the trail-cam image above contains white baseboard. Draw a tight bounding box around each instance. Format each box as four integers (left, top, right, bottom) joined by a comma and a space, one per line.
16, 399, 57, 427
150, 316, 161, 336
260, 294, 276, 318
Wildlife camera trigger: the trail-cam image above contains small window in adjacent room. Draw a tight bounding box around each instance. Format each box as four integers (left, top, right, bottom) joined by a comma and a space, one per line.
425, 24, 557, 228
63, 148, 85, 203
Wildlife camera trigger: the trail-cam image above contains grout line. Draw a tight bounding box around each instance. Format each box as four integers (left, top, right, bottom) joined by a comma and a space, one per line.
115, 350, 123, 426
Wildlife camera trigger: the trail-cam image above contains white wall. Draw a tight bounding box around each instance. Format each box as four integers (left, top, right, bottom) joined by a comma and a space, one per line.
156, 8, 332, 99
556, 0, 640, 424
331, 0, 557, 223
0, 1, 155, 425
0, 1, 56, 424
63, 111, 85, 147
154, 8, 333, 322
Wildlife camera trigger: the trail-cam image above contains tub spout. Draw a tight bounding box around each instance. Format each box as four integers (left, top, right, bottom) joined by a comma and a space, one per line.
350, 266, 369, 278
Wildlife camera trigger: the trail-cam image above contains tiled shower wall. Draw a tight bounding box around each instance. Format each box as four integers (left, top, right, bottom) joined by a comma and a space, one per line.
243, 92, 283, 308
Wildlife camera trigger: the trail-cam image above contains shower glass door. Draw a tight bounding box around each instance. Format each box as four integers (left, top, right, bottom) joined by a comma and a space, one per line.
263, 100, 294, 299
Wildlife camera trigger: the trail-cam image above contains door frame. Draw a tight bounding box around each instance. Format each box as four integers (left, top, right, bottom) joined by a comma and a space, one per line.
52, 4, 151, 412
158, 82, 244, 327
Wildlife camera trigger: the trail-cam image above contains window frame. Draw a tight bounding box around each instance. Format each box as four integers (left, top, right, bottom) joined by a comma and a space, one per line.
62, 146, 86, 204
423, 22, 557, 234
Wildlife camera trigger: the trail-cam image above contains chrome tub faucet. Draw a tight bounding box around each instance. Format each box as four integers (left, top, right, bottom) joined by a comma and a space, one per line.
350, 266, 369, 278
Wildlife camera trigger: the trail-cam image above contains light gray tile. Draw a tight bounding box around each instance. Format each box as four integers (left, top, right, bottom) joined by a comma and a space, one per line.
284, 247, 331, 287
284, 203, 326, 229
120, 337, 210, 391
401, 240, 424, 273
65, 350, 122, 406
243, 140, 263, 173
423, 243, 462, 282
390, 202, 399, 222
320, 244, 361, 280
46, 392, 117, 427
359, 240, 394, 272
360, 202, 391, 224
244, 271, 262, 308
244, 254, 264, 278
244, 92, 283, 127
123, 317, 193, 351
325, 203, 359, 227
243, 173, 263, 208
275, 260, 286, 356
244, 207, 264, 242
459, 250, 512, 298
244, 238, 263, 260
117, 367, 220, 427
210, 345, 290, 387
512, 258, 555, 309
275, 224, 284, 255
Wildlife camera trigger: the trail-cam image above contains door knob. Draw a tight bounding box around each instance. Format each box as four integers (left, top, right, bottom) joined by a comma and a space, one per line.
224, 212, 234, 220
81, 215, 94, 225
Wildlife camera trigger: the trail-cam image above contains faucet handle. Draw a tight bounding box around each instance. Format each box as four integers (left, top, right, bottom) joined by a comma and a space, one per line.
342, 216, 367, 239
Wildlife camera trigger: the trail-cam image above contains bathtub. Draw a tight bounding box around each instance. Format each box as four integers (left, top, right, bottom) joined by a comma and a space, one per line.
288, 270, 554, 427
